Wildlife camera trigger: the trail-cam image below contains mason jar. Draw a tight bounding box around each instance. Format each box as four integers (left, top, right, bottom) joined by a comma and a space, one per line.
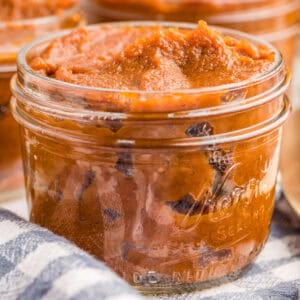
0, 3, 84, 201
11, 23, 290, 294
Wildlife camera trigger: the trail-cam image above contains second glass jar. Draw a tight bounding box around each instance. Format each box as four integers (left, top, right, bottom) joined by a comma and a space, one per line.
0, 4, 84, 201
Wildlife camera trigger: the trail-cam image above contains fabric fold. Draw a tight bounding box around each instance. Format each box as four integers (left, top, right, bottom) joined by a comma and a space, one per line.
0, 209, 143, 300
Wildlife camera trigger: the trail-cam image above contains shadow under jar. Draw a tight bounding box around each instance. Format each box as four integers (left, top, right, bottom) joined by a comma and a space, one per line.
11, 23, 290, 294
0, 3, 84, 201
85, 0, 299, 70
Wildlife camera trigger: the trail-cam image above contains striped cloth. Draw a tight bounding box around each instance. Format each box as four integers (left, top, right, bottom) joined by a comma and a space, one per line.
0, 209, 143, 300
0, 196, 299, 300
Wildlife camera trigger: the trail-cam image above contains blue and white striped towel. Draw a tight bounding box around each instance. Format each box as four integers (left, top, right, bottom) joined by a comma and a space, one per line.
0, 196, 299, 300
0, 209, 143, 300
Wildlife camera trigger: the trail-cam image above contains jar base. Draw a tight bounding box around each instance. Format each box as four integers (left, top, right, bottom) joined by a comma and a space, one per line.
133, 264, 252, 295
0, 187, 25, 203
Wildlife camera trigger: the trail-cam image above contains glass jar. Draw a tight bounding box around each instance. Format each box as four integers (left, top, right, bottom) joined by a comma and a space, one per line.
0, 68, 22, 200
0, 4, 84, 201
11, 23, 290, 294
84, 0, 299, 69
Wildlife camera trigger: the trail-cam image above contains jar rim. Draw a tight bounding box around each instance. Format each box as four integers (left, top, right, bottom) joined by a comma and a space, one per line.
207, 0, 299, 23
87, 0, 299, 23
11, 69, 290, 119
0, 64, 15, 75
257, 23, 299, 42
0, 5, 79, 28
16, 21, 283, 96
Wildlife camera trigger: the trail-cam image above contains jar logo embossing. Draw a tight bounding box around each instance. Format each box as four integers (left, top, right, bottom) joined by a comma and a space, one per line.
133, 271, 161, 285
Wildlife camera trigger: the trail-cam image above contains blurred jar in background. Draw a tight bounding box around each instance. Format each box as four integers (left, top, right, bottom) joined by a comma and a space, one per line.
84, 0, 299, 69
279, 37, 300, 218
0, 0, 84, 201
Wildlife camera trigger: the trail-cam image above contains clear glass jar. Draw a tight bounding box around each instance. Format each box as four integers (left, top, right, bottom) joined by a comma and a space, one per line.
0, 4, 84, 201
0, 69, 22, 200
84, 0, 299, 69
11, 23, 290, 294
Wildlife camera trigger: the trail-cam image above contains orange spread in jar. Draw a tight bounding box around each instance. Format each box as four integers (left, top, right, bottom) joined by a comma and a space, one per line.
0, 0, 78, 21
32, 21, 274, 93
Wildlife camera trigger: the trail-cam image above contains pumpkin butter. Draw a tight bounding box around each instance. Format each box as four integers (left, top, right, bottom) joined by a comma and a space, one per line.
32, 21, 274, 94
13, 22, 289, 293
0, 0, 77, 21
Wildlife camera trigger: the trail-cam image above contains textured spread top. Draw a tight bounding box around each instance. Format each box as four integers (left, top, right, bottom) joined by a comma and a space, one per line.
0, 0, 77, 21
31, 21, 274, 92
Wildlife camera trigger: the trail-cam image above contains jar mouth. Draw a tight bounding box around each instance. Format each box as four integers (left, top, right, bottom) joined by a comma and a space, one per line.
12, 22, 290, 148
11, 69, 290, 119
88, 0, 299, 24
17, 21, 283, 96
258, 24, 299, 42
0, 5, 79, 28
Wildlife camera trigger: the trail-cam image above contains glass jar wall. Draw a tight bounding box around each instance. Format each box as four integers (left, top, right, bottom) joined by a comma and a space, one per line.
11, 23, 290, 293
